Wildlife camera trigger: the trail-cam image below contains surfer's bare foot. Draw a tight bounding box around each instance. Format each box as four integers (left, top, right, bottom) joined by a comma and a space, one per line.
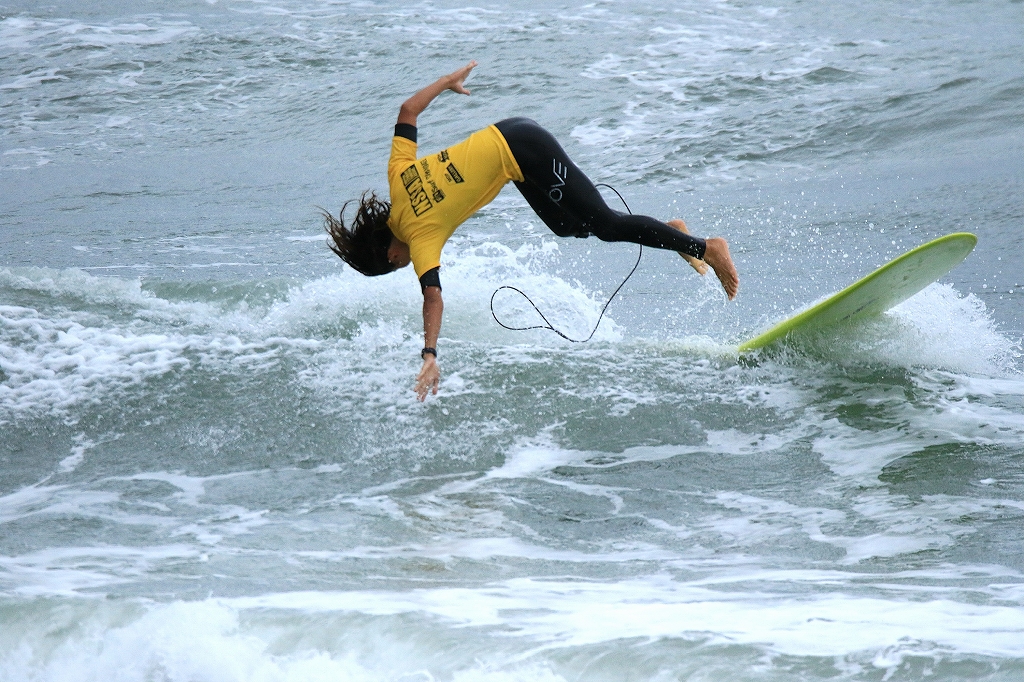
667, 219, 709, 275
703, 237, 739, 300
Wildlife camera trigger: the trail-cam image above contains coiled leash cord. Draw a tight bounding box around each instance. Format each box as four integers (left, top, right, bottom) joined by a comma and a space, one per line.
489, 183, 642, 343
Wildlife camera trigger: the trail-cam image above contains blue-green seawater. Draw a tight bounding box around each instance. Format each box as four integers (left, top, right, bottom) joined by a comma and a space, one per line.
2, 0, 1023, 680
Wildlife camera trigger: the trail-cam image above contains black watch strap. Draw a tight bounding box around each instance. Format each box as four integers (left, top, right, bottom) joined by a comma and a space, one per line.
421, 347, 437, 359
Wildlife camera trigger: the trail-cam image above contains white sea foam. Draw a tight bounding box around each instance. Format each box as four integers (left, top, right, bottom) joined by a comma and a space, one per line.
58, 435, 94, 473
1, 596, 580, 681
860, 283, 1018, 374
0, 17, 195, 52
481, 427, 812, 482
573, 10, 848, 182
224, 575, 1024, 659
676, 479, 1022, 566
825, 492, 967, 564
751, 282, 1019, 378
0, 67, 67, 91
0, 304, 193, 420
0, 269, 324, 421
708, 490, 846, 546
811, 371, 1024, 481
812, 420, 925, 479
292, 537, 676, 566
6, 580, 1022, 682
442, 239, 623, 345
6, 251, 1006, 429
1, 267, 197, 317
0, 599, 386, 682
0, 545, 198, 597
0, 468, 280, 596
1, 147, 52, 169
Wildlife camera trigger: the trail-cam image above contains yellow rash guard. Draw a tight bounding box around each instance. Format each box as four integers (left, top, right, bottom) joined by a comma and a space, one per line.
387, 124, 524, 280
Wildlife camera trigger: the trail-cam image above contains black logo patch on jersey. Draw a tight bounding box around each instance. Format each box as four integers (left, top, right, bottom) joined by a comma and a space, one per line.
401, 164, 433, 216
445, 163, 464, 184
436, 150, 449, 163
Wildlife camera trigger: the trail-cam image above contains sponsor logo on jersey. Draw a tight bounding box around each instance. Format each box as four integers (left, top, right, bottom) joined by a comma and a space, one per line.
445, 163, 464, 184
401, 164, 432, 216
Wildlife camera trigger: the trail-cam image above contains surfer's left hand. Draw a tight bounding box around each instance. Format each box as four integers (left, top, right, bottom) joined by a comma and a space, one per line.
447, 60, 477, 95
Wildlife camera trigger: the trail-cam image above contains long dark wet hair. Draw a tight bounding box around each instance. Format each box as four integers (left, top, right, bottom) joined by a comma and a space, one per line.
322, 191, 394, 276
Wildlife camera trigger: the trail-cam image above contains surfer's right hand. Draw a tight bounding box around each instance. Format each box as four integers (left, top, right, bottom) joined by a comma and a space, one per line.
414, 356, 440, 402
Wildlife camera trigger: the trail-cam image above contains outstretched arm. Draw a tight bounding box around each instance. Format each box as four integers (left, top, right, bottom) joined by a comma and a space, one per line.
397, 60, 478, 127
414, 286, 443, 401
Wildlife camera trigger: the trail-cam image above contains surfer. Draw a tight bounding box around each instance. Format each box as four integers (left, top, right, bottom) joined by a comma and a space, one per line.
325, 61, 739, 400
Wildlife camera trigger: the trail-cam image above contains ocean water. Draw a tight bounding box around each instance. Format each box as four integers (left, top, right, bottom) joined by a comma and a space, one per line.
2, 0, 1024, 680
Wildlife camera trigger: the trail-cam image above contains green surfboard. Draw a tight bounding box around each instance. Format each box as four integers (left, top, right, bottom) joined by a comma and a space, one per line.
738, 232, 977, 352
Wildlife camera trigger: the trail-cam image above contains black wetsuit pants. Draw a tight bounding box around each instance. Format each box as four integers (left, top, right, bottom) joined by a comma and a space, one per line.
494, 117, 706, 260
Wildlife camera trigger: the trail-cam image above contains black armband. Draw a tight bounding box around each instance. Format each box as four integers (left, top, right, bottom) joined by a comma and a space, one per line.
419, 267, 441, 292
394, 123, 417, 143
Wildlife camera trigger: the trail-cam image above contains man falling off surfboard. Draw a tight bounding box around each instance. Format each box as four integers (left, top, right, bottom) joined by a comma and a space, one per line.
323, 61, 739, 400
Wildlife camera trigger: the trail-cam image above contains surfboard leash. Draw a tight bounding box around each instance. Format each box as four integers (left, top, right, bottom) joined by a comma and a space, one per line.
489, 183, 643, 343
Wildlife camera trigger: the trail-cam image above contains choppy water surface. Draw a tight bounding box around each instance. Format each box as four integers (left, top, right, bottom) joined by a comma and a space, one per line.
2, 0, 1024, 680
